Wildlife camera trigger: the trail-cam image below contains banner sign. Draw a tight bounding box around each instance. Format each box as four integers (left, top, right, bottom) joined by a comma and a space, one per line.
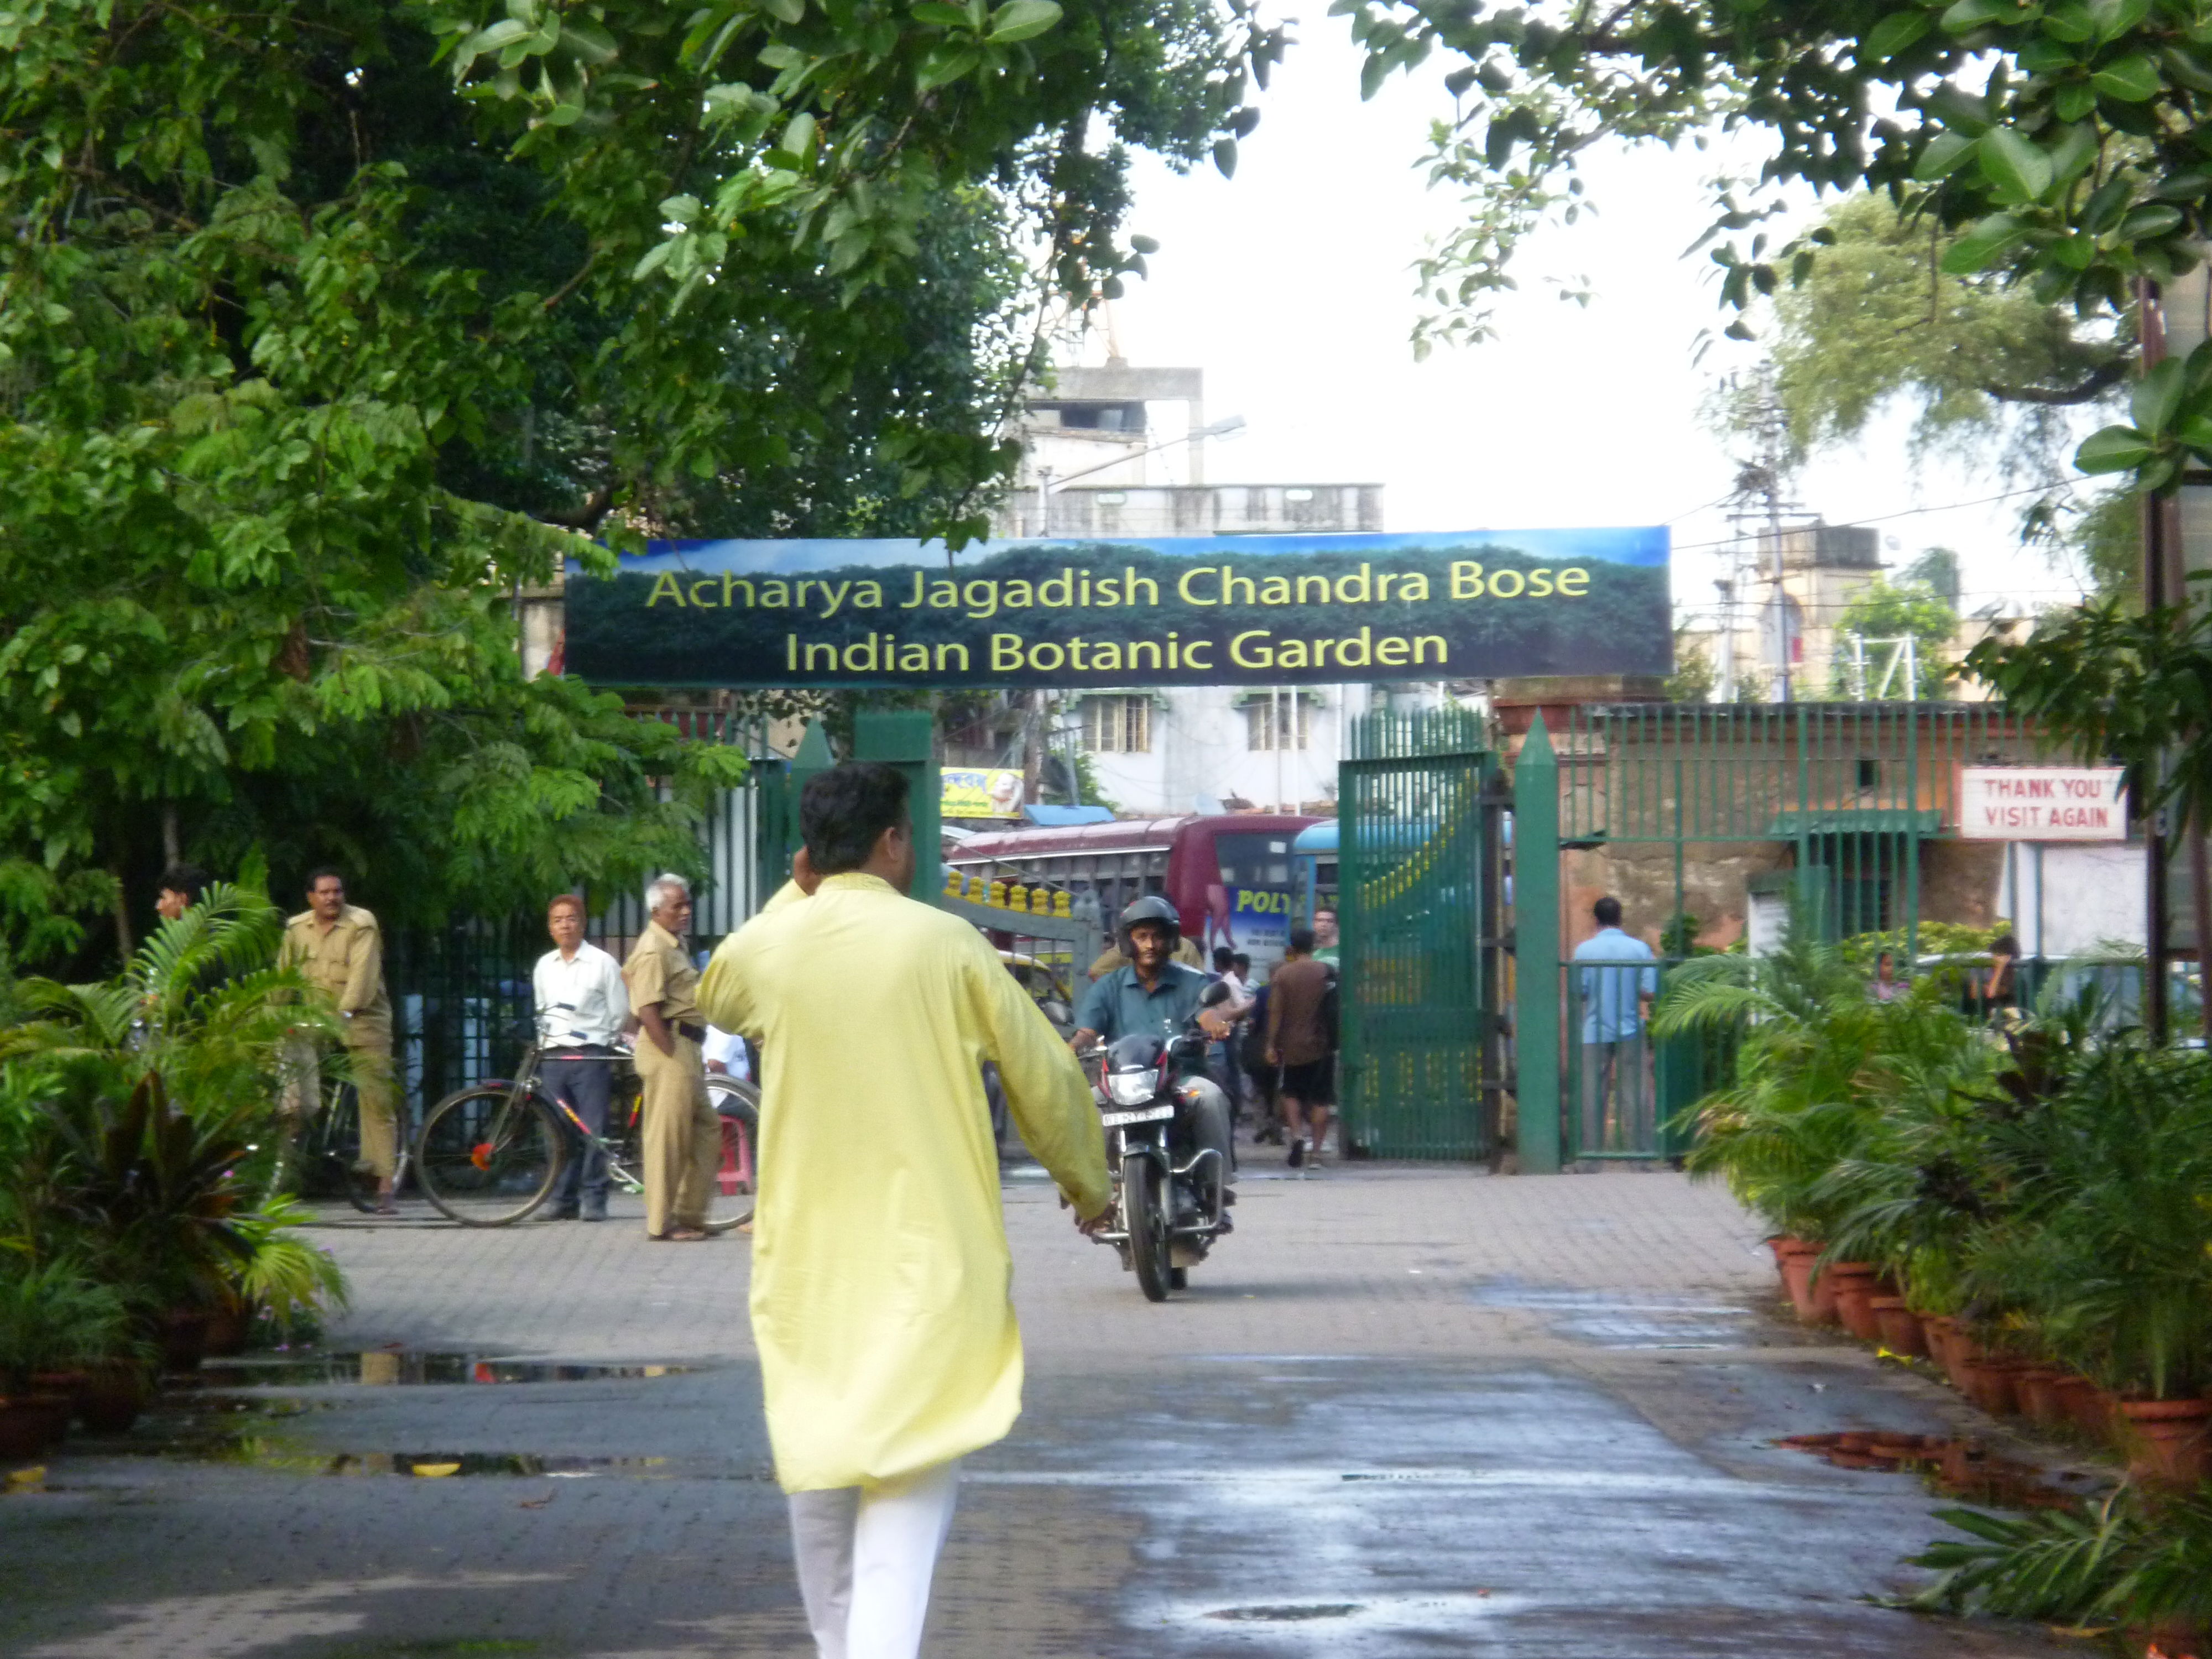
942, 767, 1025, 820
1222, 886, 1292, 979
1959, 766, 2128, 840
561, 528, 1670, 688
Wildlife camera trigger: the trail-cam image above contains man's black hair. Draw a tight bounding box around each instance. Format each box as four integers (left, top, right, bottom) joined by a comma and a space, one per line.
305, 866, 347, 892
1289, 926, 1317, 954
801, 763, 911, 876
1212, 946, 1234, 971
158, 863, 212, 903
1231, 953, 1250, 971
1593, 895, 1623, 927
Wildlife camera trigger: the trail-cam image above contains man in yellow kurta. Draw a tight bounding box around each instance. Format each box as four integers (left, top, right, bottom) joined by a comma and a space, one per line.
698, 763, 1111, 1659
277, 868, 398, 1213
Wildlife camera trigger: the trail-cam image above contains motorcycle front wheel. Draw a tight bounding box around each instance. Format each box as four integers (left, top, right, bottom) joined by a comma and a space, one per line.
1121, 1151, 1172, 1302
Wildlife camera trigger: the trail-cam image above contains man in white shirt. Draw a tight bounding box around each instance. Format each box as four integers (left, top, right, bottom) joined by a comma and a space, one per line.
533, 893, 629, 1222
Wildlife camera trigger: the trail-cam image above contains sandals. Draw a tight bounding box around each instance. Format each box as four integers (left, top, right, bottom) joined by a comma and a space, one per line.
649, 1227, 709, 1243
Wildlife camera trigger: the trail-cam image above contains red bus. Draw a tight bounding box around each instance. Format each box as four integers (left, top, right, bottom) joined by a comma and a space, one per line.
947, 813, 1320, 978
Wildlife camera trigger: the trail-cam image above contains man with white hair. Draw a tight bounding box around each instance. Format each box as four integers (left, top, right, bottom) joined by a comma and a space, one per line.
621, 873, 719, 1241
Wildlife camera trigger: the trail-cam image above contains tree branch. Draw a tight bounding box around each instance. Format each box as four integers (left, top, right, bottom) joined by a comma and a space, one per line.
1979, 358, 2132, 406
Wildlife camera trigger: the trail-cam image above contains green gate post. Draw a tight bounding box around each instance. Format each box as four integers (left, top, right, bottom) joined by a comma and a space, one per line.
853, 709, 941, 906
1512, 715, 1563, 1174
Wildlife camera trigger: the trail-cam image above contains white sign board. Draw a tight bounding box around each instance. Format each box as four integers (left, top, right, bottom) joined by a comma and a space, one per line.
1959, 767, 2127, 840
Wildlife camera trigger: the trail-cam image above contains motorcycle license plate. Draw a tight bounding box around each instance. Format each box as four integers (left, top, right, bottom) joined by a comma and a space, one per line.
1099, 1104, 1175, 1128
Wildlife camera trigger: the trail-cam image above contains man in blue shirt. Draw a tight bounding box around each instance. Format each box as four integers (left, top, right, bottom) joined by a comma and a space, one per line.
1571, 896, 1658, 1157
1071, 896, 1236, 1206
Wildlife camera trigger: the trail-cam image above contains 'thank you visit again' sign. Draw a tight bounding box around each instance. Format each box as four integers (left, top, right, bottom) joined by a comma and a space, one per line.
561, 528, 1672, 689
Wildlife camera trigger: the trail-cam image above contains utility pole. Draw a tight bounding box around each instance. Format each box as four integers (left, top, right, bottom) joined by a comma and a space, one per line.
1722, 366, 1808, 703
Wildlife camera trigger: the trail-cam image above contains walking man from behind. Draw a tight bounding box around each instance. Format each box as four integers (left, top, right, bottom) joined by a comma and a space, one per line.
1266, 925, 1336, 1168
1573, 895, 1659, 1155
278, 869, 399, 1214
699, 763, 1110, 1659
533, 894, 628, 1222
623, 873, 719, 1242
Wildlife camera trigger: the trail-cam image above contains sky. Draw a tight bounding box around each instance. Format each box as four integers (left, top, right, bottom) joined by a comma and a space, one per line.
1093, 20, 2095, 633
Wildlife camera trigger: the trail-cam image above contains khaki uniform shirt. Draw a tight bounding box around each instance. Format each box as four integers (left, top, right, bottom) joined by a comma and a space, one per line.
623, 919, 700, 1025
279, 905, 392, 1043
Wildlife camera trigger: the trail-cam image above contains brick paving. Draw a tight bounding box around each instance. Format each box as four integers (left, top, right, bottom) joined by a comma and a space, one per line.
0, 1157, 2080, 1657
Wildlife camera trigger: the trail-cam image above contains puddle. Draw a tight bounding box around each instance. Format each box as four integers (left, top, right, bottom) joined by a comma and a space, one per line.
183, 1353, 702, 1388
1208, 1603, 1366, 1623
1775, 1431, 2107, 1509
1467, 1279, 1759, 1349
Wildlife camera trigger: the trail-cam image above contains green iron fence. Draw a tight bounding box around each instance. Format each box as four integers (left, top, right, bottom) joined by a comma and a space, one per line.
1338, 708, 1507, 1161
1526, 700, 2047, 1163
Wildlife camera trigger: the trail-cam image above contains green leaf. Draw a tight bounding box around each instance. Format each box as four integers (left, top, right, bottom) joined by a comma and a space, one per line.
911, 2, 972, 24
659, 194, 703, 223
1212, 137, 1238, 178
987, 0, 1062, 42
915, 44, 980, 86
1914, 131, 1979, 179
1923, 81, 1992, 133
2119, 201, 2184, 238
1130, 233, 1160, 253
2084, 0, 2148, 40
2090, 53, 2160, 100
2054, 80, 2100, 121
763, 0, 806, 20
2046, 122, 2098, 181
1940, 211, 2027, 272
2074, 424, 2154, 472
1979, 126, 2055, 200
1862, 9, 1932, 58
2131, 357, 2185, 432
1940, 0, 2012, 32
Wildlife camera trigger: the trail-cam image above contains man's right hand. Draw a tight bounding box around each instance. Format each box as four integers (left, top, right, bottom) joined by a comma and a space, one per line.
1075, 1203, 1118, 1238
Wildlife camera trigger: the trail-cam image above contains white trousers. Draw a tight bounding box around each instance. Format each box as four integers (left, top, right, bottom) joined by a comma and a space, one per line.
786, 1459, 962, 1659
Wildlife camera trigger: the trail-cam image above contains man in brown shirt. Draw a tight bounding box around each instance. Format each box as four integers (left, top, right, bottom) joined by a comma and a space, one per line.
1265, 927, 1336, 1170
277, 868, 399, 1212
622, 873, 720, 1241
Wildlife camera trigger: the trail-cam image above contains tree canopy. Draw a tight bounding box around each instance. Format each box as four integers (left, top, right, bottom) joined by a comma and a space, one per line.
0, 0, 1279, 963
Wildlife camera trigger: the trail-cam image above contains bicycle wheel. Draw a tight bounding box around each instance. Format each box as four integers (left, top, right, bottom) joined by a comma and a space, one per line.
702, 1077, 759, 1234
263, 1086, 382, 1213
416, 1085, 564, 1227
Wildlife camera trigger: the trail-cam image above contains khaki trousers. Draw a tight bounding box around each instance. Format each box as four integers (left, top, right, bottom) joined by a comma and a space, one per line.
282, 1028, 399, 1178
634, 1034, 718, 1235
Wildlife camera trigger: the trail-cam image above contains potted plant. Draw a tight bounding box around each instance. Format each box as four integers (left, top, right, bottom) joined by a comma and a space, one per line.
0, 1259, 132, 1455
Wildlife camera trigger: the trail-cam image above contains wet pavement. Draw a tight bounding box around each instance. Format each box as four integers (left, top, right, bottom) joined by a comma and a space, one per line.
0, 1157, 2090, 1657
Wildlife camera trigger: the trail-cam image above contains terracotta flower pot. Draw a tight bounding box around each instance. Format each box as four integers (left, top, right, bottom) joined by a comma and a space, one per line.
1870, 1296, 1928, 1357
1921, 1315, 1960, 1373
2052, 1374, 2110, 1441
1961, 1352, 2021, 1417
2012, 1368, 2068, 1432
202, 1297, 256, 1359
75, 1366, 150, 1434
1775, 1241, 1835, 1325
0, 1394, 71, 1458
156, 1308, 210, 1375
1825, 1262, 1882, 1342
2113, 1397, 2212, 1487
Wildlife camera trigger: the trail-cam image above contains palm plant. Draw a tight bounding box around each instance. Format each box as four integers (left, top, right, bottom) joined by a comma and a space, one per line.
1655, 909, 1931, 1243
0, 1257, 134, 1393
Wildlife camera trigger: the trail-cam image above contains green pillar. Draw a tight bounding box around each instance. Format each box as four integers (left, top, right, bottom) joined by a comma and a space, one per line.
1513, 714, 1562, 1173
852, 709, 941, 906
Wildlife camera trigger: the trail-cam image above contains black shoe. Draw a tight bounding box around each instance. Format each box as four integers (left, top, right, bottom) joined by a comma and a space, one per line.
1287, 1137, 1306, 1168
579, 1204, 607, 1223
551, 1204, 580, 1222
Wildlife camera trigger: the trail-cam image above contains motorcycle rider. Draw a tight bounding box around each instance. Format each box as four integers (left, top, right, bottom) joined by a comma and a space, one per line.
1069, 896, 1238, 1214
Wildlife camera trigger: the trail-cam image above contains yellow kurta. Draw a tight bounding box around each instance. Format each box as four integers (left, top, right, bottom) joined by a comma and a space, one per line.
697, 871, 1110, 1493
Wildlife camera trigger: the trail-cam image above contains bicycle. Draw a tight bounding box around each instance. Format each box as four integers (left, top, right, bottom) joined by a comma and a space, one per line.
414, 1041, 758, 1230
260, 1075, 403, 1215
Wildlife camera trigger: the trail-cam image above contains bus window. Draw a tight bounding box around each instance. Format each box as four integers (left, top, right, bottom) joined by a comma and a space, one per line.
1215, 833, 1293, 889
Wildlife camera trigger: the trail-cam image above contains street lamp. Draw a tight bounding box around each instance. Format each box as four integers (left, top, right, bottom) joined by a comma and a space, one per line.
1034, 415, 1246, 535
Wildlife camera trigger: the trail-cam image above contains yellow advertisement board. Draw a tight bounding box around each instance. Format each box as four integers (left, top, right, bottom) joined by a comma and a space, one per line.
942, 768, 1025, 819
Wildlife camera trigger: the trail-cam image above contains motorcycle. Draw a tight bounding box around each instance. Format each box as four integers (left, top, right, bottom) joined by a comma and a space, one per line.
1084, 981, 1235, 1301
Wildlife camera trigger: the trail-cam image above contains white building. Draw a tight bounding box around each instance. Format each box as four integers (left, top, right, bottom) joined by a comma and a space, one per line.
983, 357, 1415, 819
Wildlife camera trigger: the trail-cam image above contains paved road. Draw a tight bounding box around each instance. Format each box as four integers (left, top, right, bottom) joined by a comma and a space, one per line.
0, 1157, 2076, 1657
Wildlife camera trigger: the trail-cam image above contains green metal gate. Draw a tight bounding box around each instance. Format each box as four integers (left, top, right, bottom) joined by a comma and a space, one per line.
1338, 709, 1507, 1161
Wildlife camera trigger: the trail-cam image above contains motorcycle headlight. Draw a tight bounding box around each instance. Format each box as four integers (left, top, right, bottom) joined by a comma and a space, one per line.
1105, 1070, 1156, 1107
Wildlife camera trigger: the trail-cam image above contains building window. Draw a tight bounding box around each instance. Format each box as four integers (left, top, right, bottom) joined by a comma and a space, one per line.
1081, 695, 1152, 753
1245, 697, 1310, 751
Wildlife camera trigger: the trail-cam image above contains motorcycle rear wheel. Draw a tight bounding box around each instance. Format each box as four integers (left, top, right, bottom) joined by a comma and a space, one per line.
1122, 1152, 1171, 1302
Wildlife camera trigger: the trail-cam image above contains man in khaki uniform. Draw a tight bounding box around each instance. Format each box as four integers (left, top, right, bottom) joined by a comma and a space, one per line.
623, 873, 719, 1241
278, 868, 399, 1213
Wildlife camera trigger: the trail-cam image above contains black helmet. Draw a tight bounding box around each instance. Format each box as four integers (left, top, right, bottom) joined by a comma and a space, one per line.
1117, 895, 1182, 954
